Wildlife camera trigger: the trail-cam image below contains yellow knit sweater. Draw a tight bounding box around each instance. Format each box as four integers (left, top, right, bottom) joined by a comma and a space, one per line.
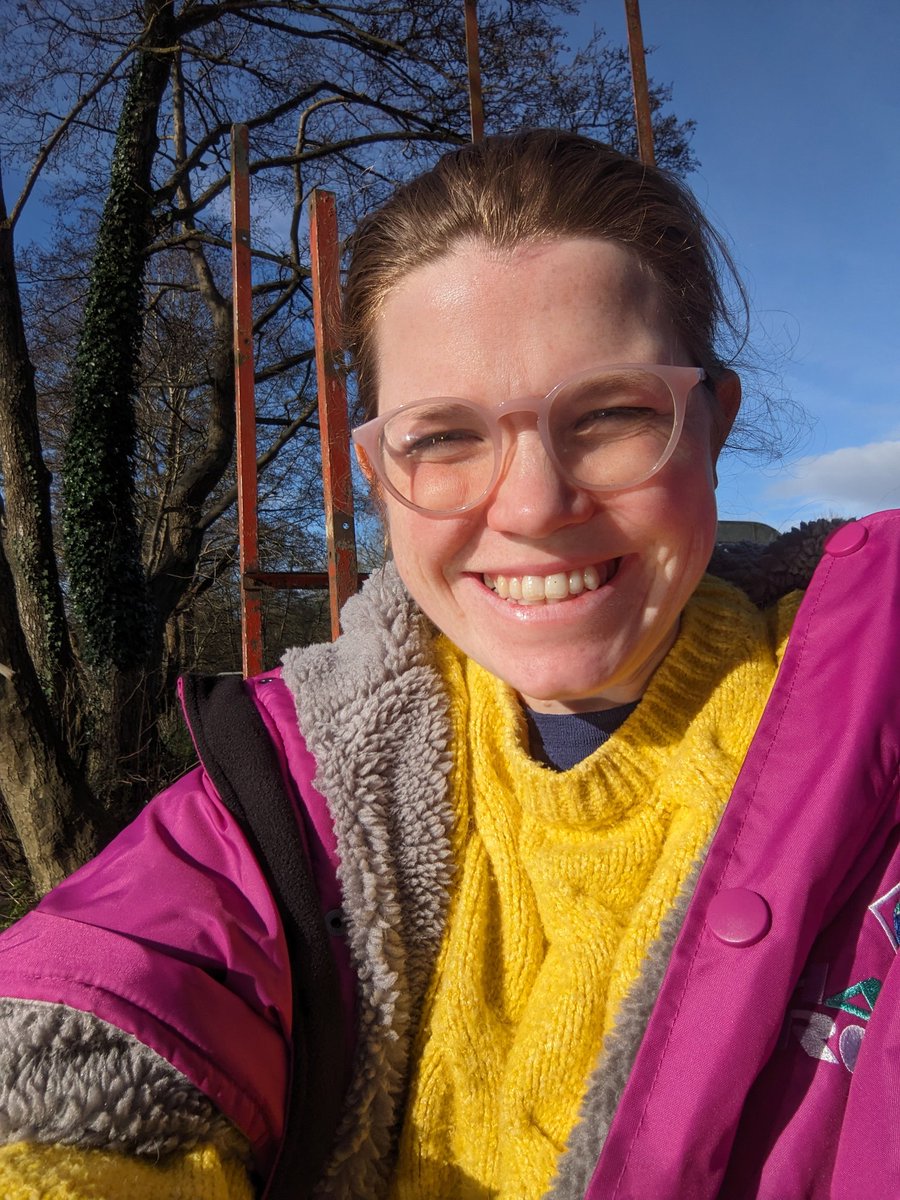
389, 576, 800, 1200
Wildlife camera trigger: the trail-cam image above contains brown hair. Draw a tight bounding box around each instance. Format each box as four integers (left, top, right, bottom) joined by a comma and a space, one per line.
344, 128, 748, 421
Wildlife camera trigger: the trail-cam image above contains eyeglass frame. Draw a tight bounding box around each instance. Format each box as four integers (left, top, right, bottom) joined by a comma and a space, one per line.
351, 362, 708, 517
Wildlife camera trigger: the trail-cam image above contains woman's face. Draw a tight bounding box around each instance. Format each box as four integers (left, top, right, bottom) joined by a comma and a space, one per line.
371, 237, 739, 712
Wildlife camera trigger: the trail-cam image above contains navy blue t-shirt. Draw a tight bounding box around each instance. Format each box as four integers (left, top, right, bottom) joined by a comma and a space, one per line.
525, 702, 638, 771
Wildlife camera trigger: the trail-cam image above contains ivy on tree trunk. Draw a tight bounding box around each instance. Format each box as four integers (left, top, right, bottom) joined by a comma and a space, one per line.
62, 10, 174, 671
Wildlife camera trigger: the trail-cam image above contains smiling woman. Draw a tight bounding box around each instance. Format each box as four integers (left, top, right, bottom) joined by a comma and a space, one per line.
0, 130, 898, 1200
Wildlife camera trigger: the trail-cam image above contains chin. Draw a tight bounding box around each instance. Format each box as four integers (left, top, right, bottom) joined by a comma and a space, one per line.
505, 664, 630, 712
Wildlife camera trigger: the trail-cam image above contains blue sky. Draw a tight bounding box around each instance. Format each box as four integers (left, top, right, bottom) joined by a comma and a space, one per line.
571, 0, 900, 529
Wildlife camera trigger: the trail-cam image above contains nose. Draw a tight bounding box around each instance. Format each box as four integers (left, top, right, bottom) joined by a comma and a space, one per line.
484, 427, 595, 537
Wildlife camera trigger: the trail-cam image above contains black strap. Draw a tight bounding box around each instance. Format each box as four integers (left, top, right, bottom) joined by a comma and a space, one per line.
181, 673, 345, 1199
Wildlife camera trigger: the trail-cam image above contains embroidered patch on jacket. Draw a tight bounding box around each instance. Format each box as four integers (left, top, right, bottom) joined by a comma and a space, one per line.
785, 881, 900, 1075
868, 881, 900, 951
823, 977, 882, 1020
786, 966, 883, 1074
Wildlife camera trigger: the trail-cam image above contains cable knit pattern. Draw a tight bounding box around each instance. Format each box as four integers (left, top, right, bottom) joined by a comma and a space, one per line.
390, 576, 802, 1199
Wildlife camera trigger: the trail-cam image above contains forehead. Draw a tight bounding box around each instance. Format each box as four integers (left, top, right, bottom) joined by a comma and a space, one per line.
373, 237, 677, 409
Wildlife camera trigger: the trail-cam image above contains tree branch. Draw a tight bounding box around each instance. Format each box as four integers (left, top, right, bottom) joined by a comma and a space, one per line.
10, 42, 135, 229
199, 393, 317, 531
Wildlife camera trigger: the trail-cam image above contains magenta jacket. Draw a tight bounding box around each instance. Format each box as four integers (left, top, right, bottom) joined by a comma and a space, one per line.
0, 510, 897, 1199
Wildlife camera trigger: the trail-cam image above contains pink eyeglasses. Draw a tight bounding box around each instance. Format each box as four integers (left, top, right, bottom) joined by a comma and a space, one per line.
352, 363, 706, 516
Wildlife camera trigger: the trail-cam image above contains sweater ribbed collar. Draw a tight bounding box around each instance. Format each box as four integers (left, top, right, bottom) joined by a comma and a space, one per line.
436, 575, 788, 829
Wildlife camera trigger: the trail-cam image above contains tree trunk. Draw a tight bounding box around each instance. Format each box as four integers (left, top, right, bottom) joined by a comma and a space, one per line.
0, 162, 79, 728
0, 537, 95, 894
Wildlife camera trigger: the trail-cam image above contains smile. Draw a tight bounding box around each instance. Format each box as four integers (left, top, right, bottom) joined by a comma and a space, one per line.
483, 561, 620, 604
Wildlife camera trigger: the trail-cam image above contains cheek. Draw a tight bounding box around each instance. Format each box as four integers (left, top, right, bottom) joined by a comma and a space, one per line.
628, 445, 719, 588
384, 505, 417, 571
654, 550, 680, 584
668, 416, 718, 484
660, 419, 719, 514
385, 504, 456, 589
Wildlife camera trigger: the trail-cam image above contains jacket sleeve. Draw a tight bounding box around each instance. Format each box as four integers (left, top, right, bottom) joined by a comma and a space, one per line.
0, 765, 293, 1176
0, 997, 248, 1155
0, 1140, 254, 1199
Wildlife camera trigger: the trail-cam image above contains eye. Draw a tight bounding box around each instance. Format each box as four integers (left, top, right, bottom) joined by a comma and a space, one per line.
572, 404, 656, 430
383, 402, 493, 463
400, 426, 488, 460
554, 371, 675, 446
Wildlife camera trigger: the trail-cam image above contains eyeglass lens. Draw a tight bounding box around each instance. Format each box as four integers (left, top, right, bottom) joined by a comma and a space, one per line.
379, 368, 677, 513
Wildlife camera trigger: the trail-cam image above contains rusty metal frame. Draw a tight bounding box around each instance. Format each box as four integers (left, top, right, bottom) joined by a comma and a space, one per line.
231, 132, 361, 673
230, 0, 486, 672
308, 188, 359, 640
230, 124, 265, 677
624, 0, 656, 166
463, 0, 485, 141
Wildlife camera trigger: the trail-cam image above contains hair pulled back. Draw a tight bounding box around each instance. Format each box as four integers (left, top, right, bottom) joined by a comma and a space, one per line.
344, 128, 747, 421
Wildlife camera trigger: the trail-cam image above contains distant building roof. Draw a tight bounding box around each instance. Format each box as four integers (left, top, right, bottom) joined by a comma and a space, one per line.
716, 520, 779, 545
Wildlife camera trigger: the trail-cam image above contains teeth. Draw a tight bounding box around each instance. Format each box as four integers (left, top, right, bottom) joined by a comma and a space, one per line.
521, 575, 545, 603
544, 573, 569, 600
485, 563, 616, 603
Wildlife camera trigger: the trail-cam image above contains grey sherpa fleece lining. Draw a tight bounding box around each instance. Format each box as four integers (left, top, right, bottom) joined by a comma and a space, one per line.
0, 998, 248, 1160
282, 564, 455, 1200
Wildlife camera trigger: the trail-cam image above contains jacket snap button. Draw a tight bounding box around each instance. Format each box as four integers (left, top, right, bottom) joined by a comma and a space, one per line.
707, 888, 771, 946
325, 909, 347, 937
824, 521, 868, 556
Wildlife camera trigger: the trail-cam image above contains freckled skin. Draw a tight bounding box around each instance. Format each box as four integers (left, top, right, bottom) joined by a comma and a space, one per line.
370, 238, 739, 713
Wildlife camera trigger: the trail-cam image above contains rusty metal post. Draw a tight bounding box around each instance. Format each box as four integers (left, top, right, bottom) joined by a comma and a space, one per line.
308, 188, 358, 640
624, 0, 656, 166
231, 124, 265, 677
463, 0, 485, 142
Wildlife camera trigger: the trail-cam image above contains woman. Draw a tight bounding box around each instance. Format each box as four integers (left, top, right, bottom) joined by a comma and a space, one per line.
0, 130, 897, 1200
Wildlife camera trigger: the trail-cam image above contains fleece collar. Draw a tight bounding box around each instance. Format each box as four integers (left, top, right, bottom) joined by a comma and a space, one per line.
282, 567, 454, 1198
